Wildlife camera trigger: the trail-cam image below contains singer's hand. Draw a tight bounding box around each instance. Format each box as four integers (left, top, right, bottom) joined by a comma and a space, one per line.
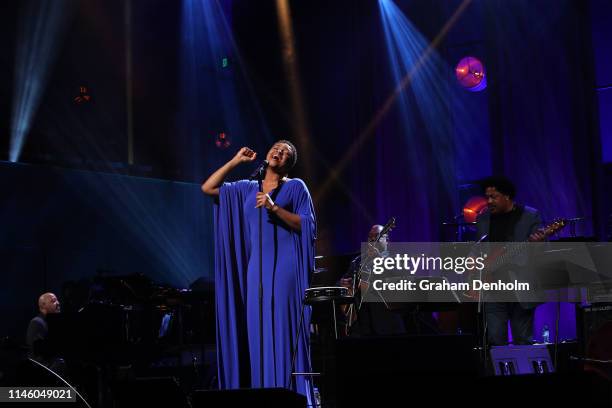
201, 147, 256, 197
255, 192, 276, 210
232, 147, 257, 164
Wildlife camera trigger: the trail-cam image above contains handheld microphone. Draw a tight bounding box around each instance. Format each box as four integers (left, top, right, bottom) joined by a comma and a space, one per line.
249, 160, 269, 180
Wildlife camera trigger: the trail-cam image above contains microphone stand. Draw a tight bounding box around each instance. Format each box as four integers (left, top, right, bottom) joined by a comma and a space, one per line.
249, 160, 268, 387
471, 233, 489, 373
257, 166, 265, 386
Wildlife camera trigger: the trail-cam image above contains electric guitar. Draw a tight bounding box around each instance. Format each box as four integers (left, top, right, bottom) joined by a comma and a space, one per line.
343, 217, 397, 327
463, 218, 567, 301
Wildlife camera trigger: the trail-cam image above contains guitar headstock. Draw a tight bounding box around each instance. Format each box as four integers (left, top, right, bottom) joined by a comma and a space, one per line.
375, 217, 396, 242
541, 218, 567, 238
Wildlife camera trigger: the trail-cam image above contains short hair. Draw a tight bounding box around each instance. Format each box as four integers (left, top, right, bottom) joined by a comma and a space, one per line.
479, 176, 516, 199
275, 139, 297, 170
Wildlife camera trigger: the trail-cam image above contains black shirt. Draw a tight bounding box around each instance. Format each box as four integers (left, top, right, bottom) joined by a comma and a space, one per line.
26, 314, 48, 359
489, 205, 524, 242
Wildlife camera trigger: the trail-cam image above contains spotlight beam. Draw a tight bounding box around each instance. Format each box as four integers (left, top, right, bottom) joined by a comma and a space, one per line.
275, 0, 377, 222
10, 0, 70, 162
313, 0, 472, 204
275, 0, 313, 182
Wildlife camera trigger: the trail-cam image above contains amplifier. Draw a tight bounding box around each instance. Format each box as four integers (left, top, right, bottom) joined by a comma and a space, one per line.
577, 304, 612, 360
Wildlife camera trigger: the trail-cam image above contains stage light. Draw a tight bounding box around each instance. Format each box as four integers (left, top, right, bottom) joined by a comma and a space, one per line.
215, 132, 231, 149
73, 86, 92, 105
455, 56, 486, 92
462, 196, 487, 223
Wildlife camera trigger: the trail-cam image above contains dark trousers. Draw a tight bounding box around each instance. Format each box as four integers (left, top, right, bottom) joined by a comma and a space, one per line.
485, 302, 534, 346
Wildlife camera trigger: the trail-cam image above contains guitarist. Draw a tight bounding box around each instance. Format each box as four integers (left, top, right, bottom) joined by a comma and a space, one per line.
339, 224, 407, 336
476, 176, 545, 346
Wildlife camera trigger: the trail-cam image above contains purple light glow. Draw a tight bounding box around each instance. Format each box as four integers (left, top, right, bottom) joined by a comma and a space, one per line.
456, 56, 487, 92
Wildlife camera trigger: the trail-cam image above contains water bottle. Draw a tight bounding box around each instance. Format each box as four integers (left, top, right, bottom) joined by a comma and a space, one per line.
313, 387, 321, 407
541, 324, 550, 343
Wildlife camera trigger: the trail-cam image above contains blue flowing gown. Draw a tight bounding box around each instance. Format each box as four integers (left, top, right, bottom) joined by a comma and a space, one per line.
214, 178, 315, 399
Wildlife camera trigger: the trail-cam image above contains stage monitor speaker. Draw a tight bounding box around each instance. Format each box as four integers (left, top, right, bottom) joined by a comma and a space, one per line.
489, 344, 554, 375
192, 388, 306, 407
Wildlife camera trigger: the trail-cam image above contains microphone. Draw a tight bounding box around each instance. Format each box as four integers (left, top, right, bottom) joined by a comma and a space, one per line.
249, 160, 269, 180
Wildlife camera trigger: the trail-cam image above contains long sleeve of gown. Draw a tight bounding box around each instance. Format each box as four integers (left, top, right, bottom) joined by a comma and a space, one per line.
214, 180, 254, 388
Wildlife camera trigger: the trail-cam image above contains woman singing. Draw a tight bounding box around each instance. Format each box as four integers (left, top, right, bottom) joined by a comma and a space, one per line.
202, 140, 315, 399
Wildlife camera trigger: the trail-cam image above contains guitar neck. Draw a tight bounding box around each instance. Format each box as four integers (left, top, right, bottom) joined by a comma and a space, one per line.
490, 222, 563, 269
